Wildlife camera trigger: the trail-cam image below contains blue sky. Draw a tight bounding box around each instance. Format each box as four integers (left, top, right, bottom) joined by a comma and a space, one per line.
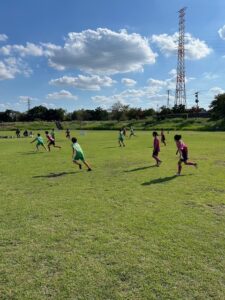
0, 0, 225, 112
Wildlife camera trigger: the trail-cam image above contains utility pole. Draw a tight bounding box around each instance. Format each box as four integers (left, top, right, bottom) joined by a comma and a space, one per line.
27, 98, 31, 111
167, 90, 170, 108
195, 92, 199, 110
175, 7, 187, 107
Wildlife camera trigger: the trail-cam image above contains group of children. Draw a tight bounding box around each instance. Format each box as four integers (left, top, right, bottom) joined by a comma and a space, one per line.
30, 129, 92, 171
152, 130, 197, 176
30, 127, 197, 176
118, 126, 136, 147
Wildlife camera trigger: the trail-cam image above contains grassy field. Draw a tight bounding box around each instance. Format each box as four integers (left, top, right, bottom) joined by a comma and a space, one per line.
0, 130, 225, 299
1, 117, 225, 131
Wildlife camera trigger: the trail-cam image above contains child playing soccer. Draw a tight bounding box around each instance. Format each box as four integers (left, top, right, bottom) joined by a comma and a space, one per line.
118, 129, 125, 147
66, 128, 70, 139
71, 137, 92, 171
161, 129, 166, 146
45, 131, 61, 151
152, 131, 162, 166
129, 126, 136, 138
174, 134, 197, 176
31, 133, 48, 151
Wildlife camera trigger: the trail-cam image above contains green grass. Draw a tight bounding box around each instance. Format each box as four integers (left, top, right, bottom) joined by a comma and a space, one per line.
0, 130, 225, 299
1, 117, 224, 131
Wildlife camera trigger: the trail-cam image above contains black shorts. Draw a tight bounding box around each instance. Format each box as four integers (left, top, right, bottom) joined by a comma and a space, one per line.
49, 140, 55, 146
153, 150, 159, 156
181, 149, 188, 162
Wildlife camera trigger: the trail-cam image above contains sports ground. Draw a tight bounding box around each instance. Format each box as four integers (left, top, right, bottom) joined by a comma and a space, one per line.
1, 130, 225, 299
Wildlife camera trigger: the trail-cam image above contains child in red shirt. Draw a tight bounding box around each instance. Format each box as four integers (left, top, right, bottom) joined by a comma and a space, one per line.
152, 131, 162, 167
174, 134, 197, 175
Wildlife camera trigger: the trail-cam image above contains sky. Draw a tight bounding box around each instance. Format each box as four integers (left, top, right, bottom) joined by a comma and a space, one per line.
0, 0, 225, 112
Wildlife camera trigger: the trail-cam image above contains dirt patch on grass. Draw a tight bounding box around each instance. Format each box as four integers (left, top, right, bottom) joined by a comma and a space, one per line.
205, 203, 225, 215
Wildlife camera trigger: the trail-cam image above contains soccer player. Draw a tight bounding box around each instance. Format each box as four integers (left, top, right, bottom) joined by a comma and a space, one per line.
71, 137, 92, 171
31, 133, 48, 151
45, 131, 61, 151
51, 129, 55, 140
152, 131, 162, 166
174, 134, 197, 176
129, 126, 136, 138
118, 129, 125, 147
66, 128, 70, 139
161, 129, 166, 146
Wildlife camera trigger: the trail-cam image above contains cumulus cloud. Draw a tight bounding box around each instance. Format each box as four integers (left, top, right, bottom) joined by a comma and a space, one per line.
218, 25, 225, 40
0, 57, 32, 80
0, 42, 43, 57
49, 74, 116, 91
151, 32, 212, 60
92, 86, 166, 107
46, 90, 77, 100
0, 34, 8, 42
209, 87, 224, 95
121, 78, 137, 87
45, 28, 157, 74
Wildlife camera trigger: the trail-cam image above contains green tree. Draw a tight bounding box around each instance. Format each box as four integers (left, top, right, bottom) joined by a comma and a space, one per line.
209, 93, 225, 120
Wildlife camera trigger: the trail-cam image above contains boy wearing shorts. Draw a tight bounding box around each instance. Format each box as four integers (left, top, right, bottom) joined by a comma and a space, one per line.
71, 137, 92, 171
31, 133, 48, 151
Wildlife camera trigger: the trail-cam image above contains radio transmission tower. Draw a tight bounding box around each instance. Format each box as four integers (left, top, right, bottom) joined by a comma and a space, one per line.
175, 7, 187, 107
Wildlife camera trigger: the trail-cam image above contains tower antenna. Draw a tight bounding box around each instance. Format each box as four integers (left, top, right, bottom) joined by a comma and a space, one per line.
175, 7, 187, 107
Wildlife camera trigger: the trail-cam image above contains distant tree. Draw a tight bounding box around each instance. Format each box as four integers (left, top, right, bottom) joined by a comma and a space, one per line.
172, 104, 186, 113
26, 105, 48, 121
110, 101, 129, 120
209, 93, 225, 119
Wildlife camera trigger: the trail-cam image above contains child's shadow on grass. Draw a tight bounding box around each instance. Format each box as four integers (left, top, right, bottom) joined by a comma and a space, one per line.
142, 174, 193, 185
33, 171, 78, 178
20, 151, 44, 155
125, 165, 156, 172
142, 175, 177, 185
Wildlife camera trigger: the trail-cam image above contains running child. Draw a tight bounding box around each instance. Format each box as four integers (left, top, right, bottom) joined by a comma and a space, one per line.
161, 129, 166, 146
45, 131, 61, 151
129, 126, 136, 138
51, 129, 55, 140
118, 129, 125, 147
174, 134, 197, 176
152, 131, 162, 166
31, 133, 48, 151
71, 137, 92, 171
66, 128, 70, 139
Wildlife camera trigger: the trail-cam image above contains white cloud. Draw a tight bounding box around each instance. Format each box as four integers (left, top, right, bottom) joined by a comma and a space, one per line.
46, 90, 77, 100
41, 102, 57, 109
49, 74, 116, 91
0, 42, 43, 57
0, 34, 8, 42
45, 28, 157, 74
151, 32, 212, 60
218, 25, 225, 40
19, 96, 38, 103
0, 57, 32, 80
203, 72, 218, 80
121, 78, 137, 87
209, 87, 225, 95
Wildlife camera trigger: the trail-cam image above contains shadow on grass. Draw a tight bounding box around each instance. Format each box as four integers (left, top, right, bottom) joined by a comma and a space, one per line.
104, 146, 118, 149
33, 171, 78, 178
142, 175, 177, 185
20, 151, 45, 155
125, 165, 156, 172
142, 174, 193, 185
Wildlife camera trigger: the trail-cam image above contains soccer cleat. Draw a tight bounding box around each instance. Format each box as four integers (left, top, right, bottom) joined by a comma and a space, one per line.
176, 173, 181, 176
87, 168, 92, 172
79, 164, 82, 170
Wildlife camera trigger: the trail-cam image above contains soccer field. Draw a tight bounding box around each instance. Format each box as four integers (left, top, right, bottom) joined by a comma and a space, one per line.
1, 130, 225, 299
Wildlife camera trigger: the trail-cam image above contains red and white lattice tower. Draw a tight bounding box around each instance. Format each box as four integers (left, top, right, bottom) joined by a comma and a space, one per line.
175, 7, 187, 107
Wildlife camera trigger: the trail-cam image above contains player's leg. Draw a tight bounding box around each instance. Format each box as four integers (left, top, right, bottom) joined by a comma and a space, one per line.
83, 160, 92, 171
177, 160, 182, 175
73, 160, 82, 169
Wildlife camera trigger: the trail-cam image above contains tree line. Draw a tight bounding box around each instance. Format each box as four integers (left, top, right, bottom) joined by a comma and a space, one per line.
0, 93, 225, 122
